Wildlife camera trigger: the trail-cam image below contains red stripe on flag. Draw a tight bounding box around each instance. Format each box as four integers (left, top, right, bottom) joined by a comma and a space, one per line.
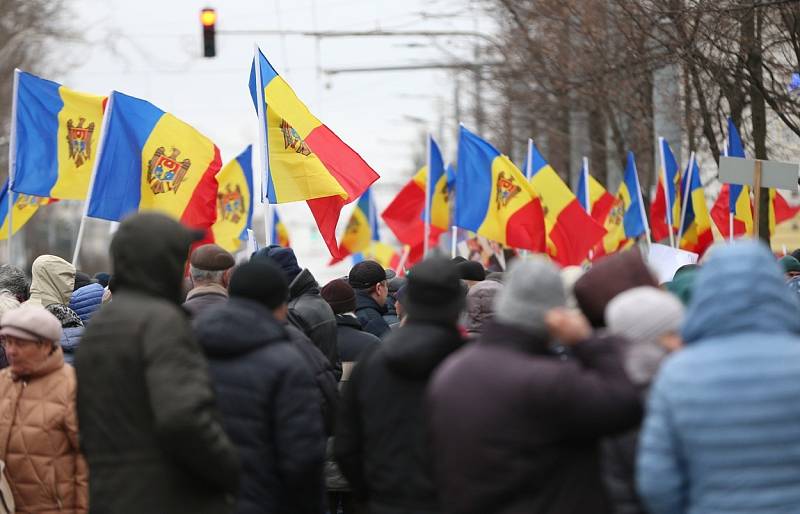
381, 179, 426, 246
549, 200, 607, 266
308, 195, 347, 259
506, 198, 546, 252
592, 192, 615, 225
305, 124, 379, 201
650, 181, 671, 242
180, 145, 221, 236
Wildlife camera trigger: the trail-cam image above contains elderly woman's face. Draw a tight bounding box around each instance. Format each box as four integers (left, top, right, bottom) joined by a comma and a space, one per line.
2, 335, 52, 376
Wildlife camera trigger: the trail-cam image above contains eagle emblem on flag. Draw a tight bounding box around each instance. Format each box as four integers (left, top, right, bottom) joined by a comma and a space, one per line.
495, 171, 521, 210
66, 118, 95, 168
280, 119, 312, 156
147, 147, 191, 195
217, 184, 245, 223
609, 195, 625, 226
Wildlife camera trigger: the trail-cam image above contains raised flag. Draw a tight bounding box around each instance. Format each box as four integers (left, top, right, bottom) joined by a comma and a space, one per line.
527, 142, 606, 265
712, 119, 754, 238
352, 241, 403, 274
382, 168, 445, 251
770, 189, 800, 235
86, 91, 221, 237
650, 138, 682, 242
332, 188, 380, 264
0, 181, 55, 240
272, 210, 291, 248
575, 159, 615, 224
595, 152, 648, 256
678, 158, 714, 256
455, 126, 545, 251
425, 136, 449, 232
10, 71, 107, 199
249, 47, 378, 258
211, 146, 254, 252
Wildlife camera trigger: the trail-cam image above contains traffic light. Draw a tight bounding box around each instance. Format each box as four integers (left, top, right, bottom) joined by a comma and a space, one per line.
201, 8, 216, 57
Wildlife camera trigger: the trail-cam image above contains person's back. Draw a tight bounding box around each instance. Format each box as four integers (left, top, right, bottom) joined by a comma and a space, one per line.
194, 261, 325, 514
335, 257, 465, 514
638, 242, 800, 514
69, 283, 104, 324
75, 213, 239, 514
428, 258, 642, 514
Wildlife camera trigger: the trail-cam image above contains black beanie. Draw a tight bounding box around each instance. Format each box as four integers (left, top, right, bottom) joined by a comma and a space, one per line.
456, 260, 486, 282
229, 260, 289, 309
406, 256, 464, 324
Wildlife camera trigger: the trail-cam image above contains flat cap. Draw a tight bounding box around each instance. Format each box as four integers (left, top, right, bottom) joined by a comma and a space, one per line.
190, 244, 235, 271
1, 305, 62, 342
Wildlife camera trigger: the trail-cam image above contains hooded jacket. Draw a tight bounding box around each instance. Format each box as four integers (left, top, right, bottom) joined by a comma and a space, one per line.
355, 290, 391, 338
26, 255, 75, 307
75, 213, 240, 514
288, 269, 341, 378
0, 346, 88, 514
69, 283, 105, 324
465, 280, 502, 337
637, 242, 800, 514
334, 321, 464, 514
194, 297, 326, 514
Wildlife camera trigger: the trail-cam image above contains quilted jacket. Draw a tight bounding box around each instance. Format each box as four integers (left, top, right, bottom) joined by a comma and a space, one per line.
0, 346, 88, 514
69, 283, 104, 324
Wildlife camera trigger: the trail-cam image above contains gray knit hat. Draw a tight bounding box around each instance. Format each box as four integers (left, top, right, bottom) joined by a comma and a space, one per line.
494, 257, 566, 336
605, 286, 685, 386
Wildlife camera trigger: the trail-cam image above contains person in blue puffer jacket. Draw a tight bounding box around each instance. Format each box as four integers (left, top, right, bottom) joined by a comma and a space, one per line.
637, 241, 800, 514
70, 282, 105, 324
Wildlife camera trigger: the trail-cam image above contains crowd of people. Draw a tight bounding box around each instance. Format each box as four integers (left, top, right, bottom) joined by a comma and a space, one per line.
2, 211, 800, 514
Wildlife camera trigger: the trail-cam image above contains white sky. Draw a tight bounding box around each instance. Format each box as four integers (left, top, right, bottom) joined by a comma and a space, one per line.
49, 0, 491, 281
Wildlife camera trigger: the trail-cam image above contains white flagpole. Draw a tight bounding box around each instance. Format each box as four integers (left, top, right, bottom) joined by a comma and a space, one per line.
631, 153, 651, 250
677, 151, 696, 246
582, 156, 591, 213
73, 92, 115, 266
658, 137, 676, 248
523, 139, 535, 257
264, 206, 274, 246
723, 141, 734, 243
395, 244, 411, 275
423, 134, 432, 258
7, 69, 19, 264
450, 226, 457, 258
253, 44, 274, 247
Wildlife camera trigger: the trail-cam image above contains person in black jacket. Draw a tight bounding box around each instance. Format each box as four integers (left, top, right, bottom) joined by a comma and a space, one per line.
335, 257, 465, 514
321, 278, 380, 366
193, 259, 326, 514
254, 245, 341, 379
349, 261, 394, 338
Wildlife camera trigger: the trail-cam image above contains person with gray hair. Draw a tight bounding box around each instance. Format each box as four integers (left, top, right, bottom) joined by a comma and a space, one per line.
0, 291, 20, 369
0, 265, 28, 304
183, 243, 235, 318
427, 257, 642, 514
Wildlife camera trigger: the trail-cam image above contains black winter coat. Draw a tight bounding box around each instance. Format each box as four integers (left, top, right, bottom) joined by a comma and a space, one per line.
75, 214, 240, 514
426, 322, 643, 514
288, 269, 342, 379
194, 297, 326, 514
355, 290, 390, 338
335, 314, 380, 362
334, 321, 464, 514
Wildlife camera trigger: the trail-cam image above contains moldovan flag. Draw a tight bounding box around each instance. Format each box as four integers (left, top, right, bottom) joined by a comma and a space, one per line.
212, 146, 254, 252
382, 168, 445, 250
595, 152, 648, 256
249, 47, 379, 258
575, 159, 615, 224
353, 242, 403, 274
455, 126, 545, 251
712, 118, 753, 238
10, 70, 106, 199
770, 189, 800, 235
272, 210, 291, 248
0, 181, 55, 240
425, 136, 450, 231
527, 142, 605, 265
86, 91, 221, 238
678, 159, 714, 256
650, 138, 682, 242
332, 188, 380, 264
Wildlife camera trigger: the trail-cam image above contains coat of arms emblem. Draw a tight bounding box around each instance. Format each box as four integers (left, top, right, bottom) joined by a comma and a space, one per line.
608, 195, 625, 226
66, 118, 95, 168
495, 171, 522, 209
147, 147, 191, 195
280, 119, 312, 156
217, 184, 245, 223
15, 195, 48, 210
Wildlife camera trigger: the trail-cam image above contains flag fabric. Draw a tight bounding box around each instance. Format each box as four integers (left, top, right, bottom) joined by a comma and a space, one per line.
211, 146, 254, 252
382, 168, 445, 251
678, 159, 714, 256
770, 189, 800, 234
272, 209, 291, 248
446, 163, 457, 192
11, 71, 107, 200
332, 188, 380, 264
575, 160, 615, 225
712, 119, 754, 238
425, 136, 449, 231
0, 181, 55, 240
527, 143, 606, 265
455, 126, 545, 252
595, 152, 648, 256
86, 91, 221, 238
352, 241, 403, 274
249, 47, 378, 258
650, 138, 682, 242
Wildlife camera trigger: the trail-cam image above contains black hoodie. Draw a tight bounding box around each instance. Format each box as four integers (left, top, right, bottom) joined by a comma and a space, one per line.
334, 320, 464, 514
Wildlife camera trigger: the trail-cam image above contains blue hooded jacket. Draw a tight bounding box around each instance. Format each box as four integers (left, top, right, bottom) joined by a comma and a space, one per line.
637, 242, 800, 514
70, 283, 105, 324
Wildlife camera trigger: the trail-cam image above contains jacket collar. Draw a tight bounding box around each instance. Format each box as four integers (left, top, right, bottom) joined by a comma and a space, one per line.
186, 283, 228, 301
289, 269, 318, 300
336, 314, 363, 329
479, 320, 552, 356
355, 289, 387, 315
12, 345, 65, 382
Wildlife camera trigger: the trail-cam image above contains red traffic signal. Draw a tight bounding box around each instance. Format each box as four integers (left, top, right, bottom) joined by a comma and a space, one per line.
201, 8, 216, 57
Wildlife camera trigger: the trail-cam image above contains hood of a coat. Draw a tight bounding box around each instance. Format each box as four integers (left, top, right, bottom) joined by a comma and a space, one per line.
682, 241, 800, 344
69, 283, 105, 323
111, 213, 200, 304
193, 297, 289, 357
27, 255, 75, 307
289, 268, 319, 300
336, 314, 363, 330
382, 322, 464, 379
466, 280, 503, 334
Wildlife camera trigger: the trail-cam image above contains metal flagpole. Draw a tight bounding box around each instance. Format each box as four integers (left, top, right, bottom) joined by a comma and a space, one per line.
7, 70, 20, 264
658, 137, 676, 248
677, 151, 696, 245
423, 134, 431, 257
522, 139, 535, 257
73, 92, 115, 266
264, 205, 274, 246
253, 44, 274, 246
583, 156, 594, 261
723, 141, 734, 242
